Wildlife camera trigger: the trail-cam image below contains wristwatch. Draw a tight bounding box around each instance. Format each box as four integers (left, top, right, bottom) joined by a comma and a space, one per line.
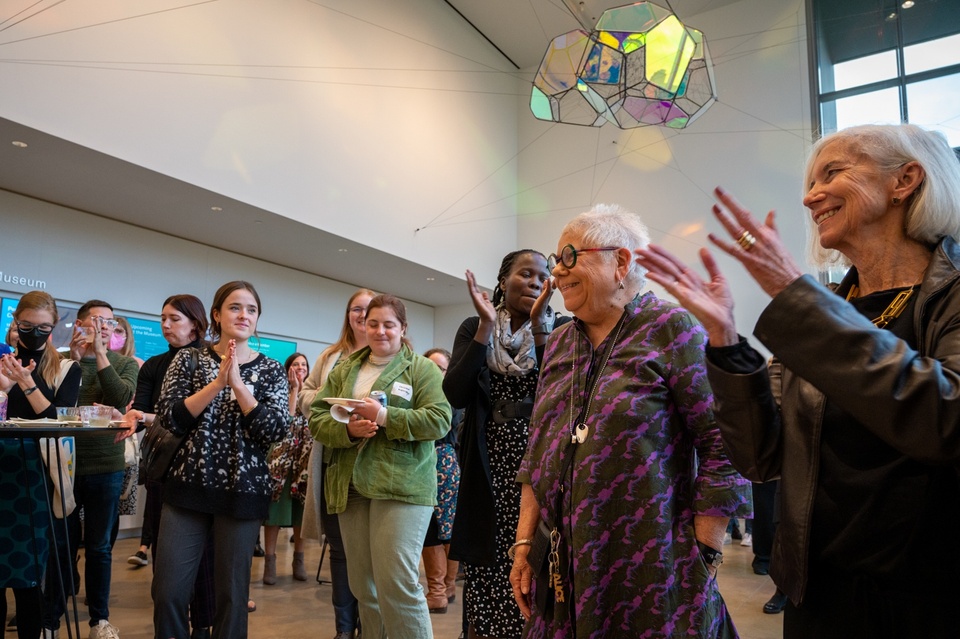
697, 542, 723, 568
23, 385, 38, 396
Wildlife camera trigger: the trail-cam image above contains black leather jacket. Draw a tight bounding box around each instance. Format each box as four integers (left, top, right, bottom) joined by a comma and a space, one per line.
708, 236, 960, 605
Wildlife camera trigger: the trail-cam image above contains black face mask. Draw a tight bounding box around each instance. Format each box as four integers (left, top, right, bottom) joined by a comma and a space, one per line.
17, 327, 49, 351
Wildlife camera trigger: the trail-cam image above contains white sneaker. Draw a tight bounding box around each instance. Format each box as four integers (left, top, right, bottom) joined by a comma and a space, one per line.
43, 629, 60, 639
740, 533, 753, 547
89, 620, 120, 639
723, 532, 732, 545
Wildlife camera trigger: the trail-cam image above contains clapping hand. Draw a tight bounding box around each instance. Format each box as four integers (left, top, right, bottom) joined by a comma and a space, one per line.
636, 245, 740, 346
636, 186, 803, 347
214, 339, 240, 391
465, 269, 497, 324
529, 276, 554, 328
0, 353, 36, 387
287, 365, 304, 395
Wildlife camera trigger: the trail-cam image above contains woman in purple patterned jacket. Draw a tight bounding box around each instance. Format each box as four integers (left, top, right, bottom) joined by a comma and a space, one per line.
509, 205, 752, 639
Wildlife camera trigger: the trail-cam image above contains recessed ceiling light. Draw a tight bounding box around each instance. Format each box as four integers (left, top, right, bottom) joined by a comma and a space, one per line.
426, 277, 435, 281
338, 248, 348, 253
11, 140, 27, 148
210, 206, 223, 211
885, 11, 898, 20
902, 0, 915, 8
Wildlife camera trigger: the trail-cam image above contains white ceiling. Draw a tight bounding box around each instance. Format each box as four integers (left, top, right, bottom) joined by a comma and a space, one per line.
0, 0, 743, 307
445, 0, 743, 69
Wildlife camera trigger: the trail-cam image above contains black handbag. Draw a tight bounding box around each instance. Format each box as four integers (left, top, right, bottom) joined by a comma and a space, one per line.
529, 519, 553, 616
139, 348, 199, 483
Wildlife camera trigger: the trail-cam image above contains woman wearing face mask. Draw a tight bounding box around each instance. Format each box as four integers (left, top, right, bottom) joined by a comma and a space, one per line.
116, 294, 215, 639
311, 294, 452, 639
299, 288, 375, 639
109, 317, 144, 368
0, 291, 81, 639
152, 281, 288, 639
261, 352, 313, 585
444, 250, 566, 639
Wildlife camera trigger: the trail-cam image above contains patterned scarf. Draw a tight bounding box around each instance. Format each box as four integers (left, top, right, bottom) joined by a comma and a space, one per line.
486, 306, 554, 376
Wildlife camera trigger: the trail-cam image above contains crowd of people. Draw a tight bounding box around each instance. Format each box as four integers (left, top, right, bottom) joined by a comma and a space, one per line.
0, 123, 959, 639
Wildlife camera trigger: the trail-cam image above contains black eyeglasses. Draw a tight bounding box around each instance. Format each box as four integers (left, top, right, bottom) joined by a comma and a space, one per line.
547, 244, 620, 270
16, 321, 54, 335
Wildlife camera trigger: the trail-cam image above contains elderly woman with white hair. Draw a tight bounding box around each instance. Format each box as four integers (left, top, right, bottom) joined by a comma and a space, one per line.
509, 205, 752, 638
637, 123, 960, 638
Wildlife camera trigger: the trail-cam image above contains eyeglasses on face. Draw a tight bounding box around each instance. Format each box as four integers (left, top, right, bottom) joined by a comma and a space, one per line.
546, 244, 620, 270
88, 316, 119, 330
16, 321, 54, 334
349, 306, 367, 316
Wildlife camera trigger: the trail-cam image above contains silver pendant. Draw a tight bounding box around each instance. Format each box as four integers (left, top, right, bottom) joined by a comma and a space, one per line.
572, 423, 588, 444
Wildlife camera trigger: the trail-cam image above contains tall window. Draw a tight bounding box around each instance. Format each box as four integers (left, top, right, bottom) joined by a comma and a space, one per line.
811, 0, 960, 148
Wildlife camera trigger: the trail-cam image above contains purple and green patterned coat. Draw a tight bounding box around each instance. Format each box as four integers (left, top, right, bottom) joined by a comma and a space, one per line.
517, 292, 752, 639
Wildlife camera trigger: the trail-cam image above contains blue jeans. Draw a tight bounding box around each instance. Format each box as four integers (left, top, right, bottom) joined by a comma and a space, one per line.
152, 503, 261, 639
74, 471, 123, 625
338, 493, 433, 639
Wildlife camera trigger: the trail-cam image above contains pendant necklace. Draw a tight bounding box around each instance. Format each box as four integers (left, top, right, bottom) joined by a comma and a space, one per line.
569, 312, 628, 445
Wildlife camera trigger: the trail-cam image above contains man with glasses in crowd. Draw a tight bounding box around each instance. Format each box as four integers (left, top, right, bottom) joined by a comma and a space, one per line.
54, 300, 138, 639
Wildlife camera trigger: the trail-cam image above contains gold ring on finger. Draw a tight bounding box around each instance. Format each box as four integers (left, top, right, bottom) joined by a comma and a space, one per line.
736, 230, 757, 251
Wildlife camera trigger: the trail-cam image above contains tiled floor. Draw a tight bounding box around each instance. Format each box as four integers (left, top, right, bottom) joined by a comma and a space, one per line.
19, 529, 784, 638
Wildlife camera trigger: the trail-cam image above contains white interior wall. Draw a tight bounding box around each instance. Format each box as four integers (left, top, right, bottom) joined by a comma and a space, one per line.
0, 0, 821, 346
0, 0, 520, 285
0, 189, 436, 363
516, 0, 814, 345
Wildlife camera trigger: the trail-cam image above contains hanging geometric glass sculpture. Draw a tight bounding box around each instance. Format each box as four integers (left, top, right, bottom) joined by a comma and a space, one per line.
531, 1, 716, 130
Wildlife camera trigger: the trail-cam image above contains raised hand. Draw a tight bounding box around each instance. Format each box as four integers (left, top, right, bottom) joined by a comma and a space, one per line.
213, 342, 234, 391
465, 269, 497, 325
0, 353, 37, 386
287, 365, 303, 395
707, 187, 803, 298
635, 245, 739, 347
90, 317, 110, 357
529, 276, 554, 326
69, 327, 91, 361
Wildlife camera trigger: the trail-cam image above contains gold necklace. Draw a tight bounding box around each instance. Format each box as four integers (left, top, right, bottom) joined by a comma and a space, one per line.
214, 346, 253, 363
845, 283, 918, 329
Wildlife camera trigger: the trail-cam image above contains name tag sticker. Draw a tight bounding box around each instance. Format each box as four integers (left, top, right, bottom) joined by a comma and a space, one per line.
391, 382, 413, 401
230, 384, 257, 402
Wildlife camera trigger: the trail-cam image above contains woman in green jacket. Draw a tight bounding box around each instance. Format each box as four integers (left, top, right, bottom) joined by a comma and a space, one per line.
311, 294, 452, 639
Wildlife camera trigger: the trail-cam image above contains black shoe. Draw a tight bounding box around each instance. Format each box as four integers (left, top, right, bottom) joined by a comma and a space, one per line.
763, 590, 788, 614
253, 541, 265, 558
190, 628, 211, 639
752, 558, 770, 575
7, 615, 16, 628
128, 550, 149, 567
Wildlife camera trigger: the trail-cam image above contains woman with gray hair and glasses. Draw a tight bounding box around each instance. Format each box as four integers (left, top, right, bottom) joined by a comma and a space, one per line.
511, 205, 751, 639
637, 123, 960, 638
